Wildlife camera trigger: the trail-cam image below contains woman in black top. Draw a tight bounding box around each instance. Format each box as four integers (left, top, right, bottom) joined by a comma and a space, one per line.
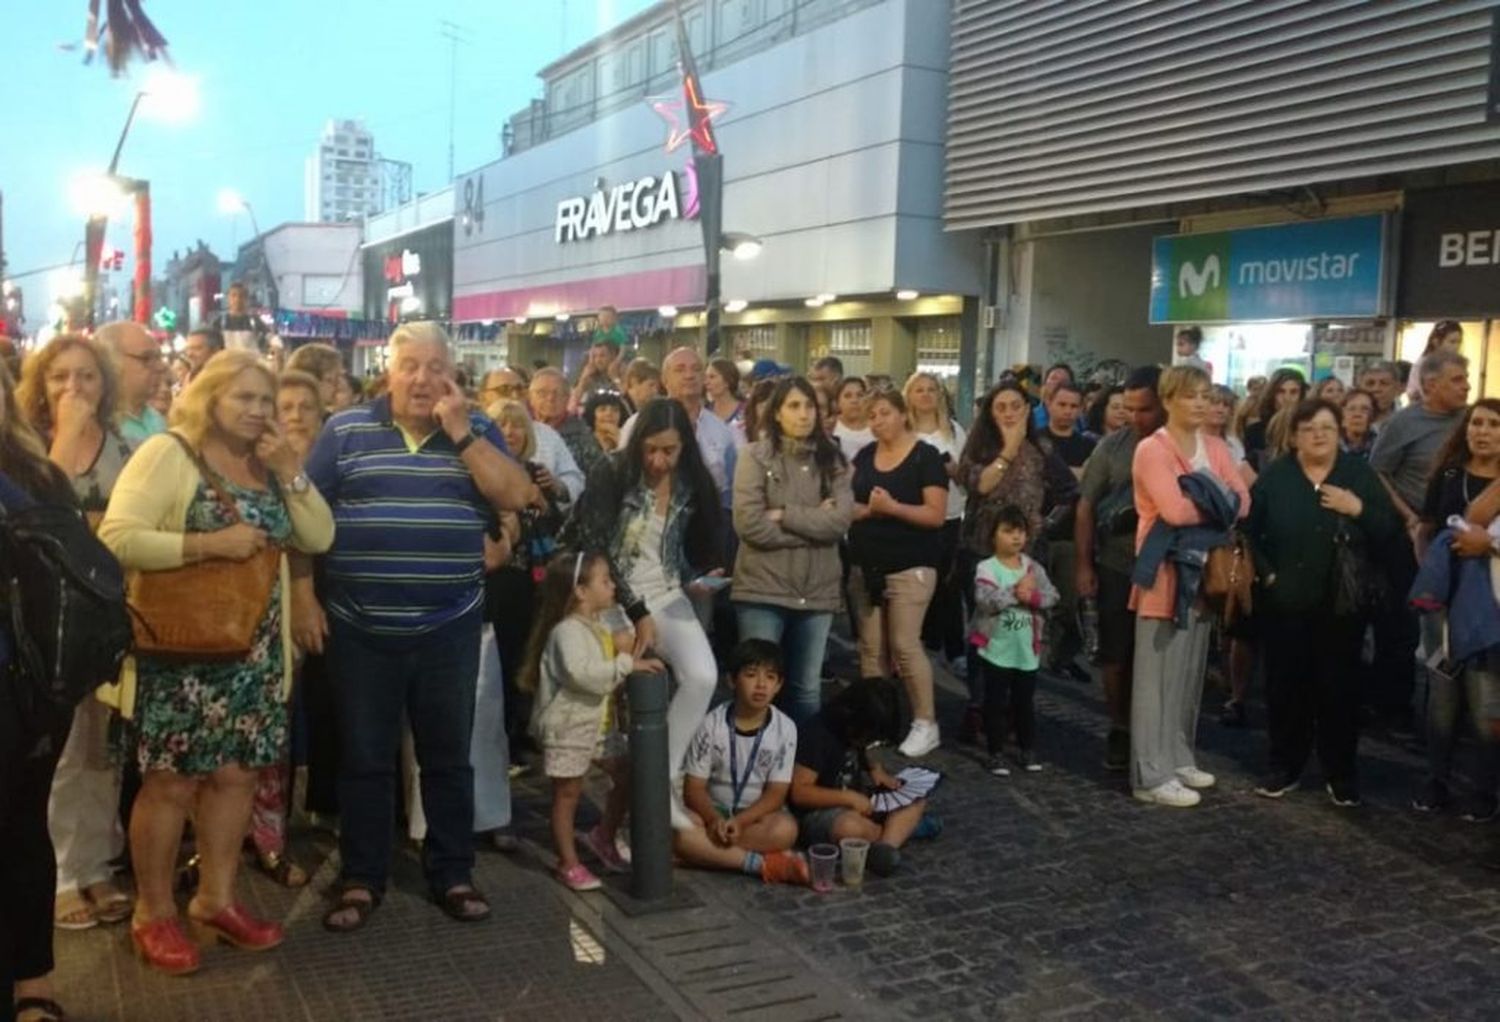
0, 360, 82, 1022
1411, 398, 1500, 817
847, 390, 948, 758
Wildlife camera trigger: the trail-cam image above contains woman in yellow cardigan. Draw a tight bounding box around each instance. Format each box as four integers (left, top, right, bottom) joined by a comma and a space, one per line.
99, 350, 334, 976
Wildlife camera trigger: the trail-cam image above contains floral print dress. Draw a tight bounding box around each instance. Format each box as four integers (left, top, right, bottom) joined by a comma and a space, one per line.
133, 478, 291, 776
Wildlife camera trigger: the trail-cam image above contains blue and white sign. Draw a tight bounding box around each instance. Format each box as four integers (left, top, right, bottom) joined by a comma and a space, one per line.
1150, 215, 1388, 324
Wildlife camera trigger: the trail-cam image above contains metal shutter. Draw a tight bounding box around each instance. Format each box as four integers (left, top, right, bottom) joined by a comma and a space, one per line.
945, 0, 1500, 229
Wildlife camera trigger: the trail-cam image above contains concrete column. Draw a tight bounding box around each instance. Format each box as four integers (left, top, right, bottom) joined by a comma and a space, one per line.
873, 315, 916, 382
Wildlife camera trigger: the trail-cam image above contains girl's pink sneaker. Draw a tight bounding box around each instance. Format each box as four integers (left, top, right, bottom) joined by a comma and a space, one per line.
582, 826, 630, 874
556, 863, 603, 892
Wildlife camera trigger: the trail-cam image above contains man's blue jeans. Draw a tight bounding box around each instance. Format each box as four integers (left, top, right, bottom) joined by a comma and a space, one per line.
332, 610, 481, 896
735, 602, 833, 725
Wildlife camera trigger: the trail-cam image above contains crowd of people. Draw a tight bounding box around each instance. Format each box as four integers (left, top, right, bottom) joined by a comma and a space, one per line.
2, 309, 1498, 1022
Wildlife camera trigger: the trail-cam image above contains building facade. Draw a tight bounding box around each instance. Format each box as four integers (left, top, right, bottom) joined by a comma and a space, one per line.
945, 0, 1500, 394
304, 119, 383, 224
454, 0, 983, 392
359, 187, 455, 375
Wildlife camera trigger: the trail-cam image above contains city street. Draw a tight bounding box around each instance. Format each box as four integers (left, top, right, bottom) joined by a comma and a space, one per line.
52, 659, 1500, 1021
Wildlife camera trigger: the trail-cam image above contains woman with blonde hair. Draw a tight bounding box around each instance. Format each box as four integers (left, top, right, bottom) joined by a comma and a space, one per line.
1129, 365, 1249, 807
99, 349, 334, 975
904, 373, 969, 667
17, 335, 137, 933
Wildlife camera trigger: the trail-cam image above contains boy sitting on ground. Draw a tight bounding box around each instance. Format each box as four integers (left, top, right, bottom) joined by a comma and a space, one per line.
675, 640, 810, 884
790, 677, 938, 877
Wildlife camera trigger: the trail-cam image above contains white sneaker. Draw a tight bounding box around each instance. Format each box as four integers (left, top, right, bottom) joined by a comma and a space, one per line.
1176, 766, 1216, 790
898, 719, 940, 758
1133, 779, 1201, 807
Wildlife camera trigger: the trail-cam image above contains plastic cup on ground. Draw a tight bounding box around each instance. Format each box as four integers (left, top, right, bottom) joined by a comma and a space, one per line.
808, 844, 838, 892
839, 838, 869, 886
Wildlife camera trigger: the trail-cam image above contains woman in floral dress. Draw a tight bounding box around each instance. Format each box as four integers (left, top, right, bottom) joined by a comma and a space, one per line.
99, 350, 333, 976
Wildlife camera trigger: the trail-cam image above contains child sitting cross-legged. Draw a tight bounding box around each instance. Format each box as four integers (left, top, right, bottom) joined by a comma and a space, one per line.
790, 677, 936, 877
523, 551, 664, 892
971, 503, 1058, 777
674, 640, 810, 885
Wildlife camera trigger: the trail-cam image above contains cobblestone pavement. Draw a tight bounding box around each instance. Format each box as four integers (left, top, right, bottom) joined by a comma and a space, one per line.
50, 657, 1500, 1021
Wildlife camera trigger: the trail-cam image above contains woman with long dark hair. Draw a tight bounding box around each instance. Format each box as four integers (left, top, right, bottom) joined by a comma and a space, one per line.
564, 397, 723, 791
956, 381, 1076, 735
1, 360, 84, 1022
1410, 398, 1500, 817
1243, 368, 1307, 471
732, 377, 853, 723
847, 389, 948, 758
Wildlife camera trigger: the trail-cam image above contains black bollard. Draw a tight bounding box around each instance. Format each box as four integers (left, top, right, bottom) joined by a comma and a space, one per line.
627, 668, 672, 901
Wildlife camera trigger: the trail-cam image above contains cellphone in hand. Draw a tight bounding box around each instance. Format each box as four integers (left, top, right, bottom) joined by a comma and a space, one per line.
692, 574, 732, 592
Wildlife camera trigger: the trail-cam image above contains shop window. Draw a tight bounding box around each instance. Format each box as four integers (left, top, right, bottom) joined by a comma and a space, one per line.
1398, 320, 1485, 396
726, 324, 776, 356
916, 316, 961, 377
827, 321, 872, 357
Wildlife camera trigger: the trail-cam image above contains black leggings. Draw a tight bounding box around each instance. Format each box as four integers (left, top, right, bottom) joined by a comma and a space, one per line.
0, 688, 69, 991
980, 660, 1037, 756
921, 519, 965, 659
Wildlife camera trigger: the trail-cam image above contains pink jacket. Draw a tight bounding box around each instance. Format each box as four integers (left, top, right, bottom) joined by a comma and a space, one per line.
1128, 430, 1250, 621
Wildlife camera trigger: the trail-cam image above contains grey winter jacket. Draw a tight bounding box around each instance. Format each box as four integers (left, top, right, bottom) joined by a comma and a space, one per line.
731, 438, 853, 613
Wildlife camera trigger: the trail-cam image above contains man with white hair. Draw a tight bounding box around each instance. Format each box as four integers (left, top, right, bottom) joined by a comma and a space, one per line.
619, 346, 737, 506
528, 367, 603, 478
299, 322, 539, 932
96, 320, 166, 443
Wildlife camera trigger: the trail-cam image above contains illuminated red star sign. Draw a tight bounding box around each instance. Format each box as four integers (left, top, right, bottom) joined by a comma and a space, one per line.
651, 76, 726, 155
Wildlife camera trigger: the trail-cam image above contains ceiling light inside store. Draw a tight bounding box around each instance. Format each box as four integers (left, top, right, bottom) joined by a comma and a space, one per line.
722, 232, 764, 261
658, 305, 678, 318
724, 299, 747, 313
816, 293, 836, 304
896, 289, 919, 301
514, 316, 528, 325
555, 313, 570, 322
805, 297, 825, 308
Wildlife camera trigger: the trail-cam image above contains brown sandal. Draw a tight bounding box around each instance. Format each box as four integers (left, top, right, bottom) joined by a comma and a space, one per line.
322, 886, 380, 933
253, 850, 310, 888
436, 884, 490, 923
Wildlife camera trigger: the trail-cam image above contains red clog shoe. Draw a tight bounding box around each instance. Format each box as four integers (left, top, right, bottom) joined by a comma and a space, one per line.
131, 917, 201, 976
188, 903, 285, 951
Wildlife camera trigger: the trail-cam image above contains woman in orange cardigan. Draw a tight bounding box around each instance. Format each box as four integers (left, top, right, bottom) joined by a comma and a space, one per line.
1129, 365, 1249, 808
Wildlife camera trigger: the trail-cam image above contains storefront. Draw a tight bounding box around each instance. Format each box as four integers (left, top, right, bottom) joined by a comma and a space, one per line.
1149, 214, 1391, 390
1396, 181, 1500, 398
359, 191, 455, 376
450, 0, 982, 388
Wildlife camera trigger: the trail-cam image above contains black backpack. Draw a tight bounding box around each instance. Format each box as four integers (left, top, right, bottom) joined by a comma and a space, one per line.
1, 503, 133, 727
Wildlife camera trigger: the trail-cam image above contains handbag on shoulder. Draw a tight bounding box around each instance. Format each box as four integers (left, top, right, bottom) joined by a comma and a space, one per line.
1203, 531, 1254, 624
127, 433, 281, 662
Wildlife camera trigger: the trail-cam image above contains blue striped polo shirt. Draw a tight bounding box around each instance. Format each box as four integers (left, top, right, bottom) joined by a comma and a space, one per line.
305, 395, 511, 637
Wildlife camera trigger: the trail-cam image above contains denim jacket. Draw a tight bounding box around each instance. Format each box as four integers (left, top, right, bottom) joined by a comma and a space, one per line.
1409, 528, 1500, 665
1131, 470, 1240, 628
563, 453, 701, 622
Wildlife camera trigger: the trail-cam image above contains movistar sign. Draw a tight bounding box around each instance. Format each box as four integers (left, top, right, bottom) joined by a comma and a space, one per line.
1150, 215, 1386, 323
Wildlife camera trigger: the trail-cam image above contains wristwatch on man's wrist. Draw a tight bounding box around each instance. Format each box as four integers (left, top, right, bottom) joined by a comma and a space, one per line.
283, 472, 310, 495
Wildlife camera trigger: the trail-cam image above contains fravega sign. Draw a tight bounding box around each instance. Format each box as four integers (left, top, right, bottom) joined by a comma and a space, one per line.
555, 173, 682, 244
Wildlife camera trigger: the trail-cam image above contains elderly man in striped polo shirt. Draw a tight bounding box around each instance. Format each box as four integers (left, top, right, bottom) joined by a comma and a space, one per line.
298, 322, 540, 931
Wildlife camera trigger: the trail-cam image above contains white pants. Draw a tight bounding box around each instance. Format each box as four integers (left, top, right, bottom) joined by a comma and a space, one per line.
648, 591, 719, 776
405, 628, 511, 840
49, 700, 124, 893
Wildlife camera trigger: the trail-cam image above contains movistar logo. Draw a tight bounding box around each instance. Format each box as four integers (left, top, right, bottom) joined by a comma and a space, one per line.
1178, 255, 1221, 298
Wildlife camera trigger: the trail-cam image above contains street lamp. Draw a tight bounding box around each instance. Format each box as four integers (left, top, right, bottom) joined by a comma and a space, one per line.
81, 68, 198, 328
217, 188, 279, 314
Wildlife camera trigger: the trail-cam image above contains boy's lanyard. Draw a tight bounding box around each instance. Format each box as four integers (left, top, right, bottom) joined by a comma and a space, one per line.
726, 704, 766, 815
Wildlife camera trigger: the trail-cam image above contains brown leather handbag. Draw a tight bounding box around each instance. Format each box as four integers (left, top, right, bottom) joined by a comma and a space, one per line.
127, 434, 281, 662
1203, 531, 1254, 624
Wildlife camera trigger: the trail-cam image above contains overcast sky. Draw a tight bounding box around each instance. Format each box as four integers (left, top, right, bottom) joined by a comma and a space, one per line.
3, 0, 655, 299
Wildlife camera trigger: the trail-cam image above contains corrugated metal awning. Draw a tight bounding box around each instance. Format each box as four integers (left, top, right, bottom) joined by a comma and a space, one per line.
945, 0, 1500, 229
